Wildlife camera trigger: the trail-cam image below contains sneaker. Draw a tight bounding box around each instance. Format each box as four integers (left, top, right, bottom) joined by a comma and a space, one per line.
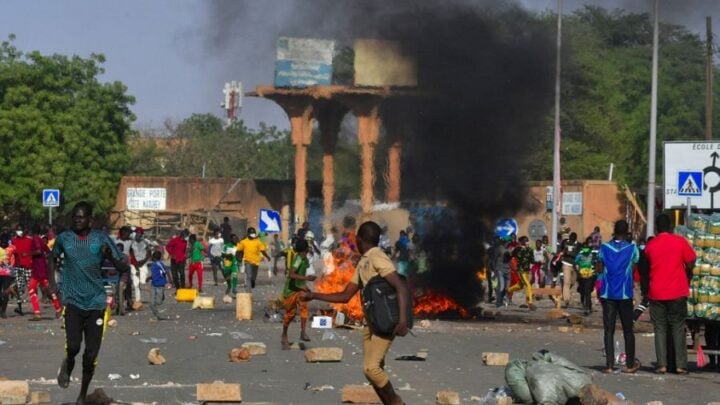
57, 358, 71, 388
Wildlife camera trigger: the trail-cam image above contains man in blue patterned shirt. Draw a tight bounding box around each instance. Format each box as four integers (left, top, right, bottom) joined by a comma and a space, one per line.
50, 201, 128, 405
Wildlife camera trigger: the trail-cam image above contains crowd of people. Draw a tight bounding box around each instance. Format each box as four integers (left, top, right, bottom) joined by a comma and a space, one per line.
484, 215, 719, 375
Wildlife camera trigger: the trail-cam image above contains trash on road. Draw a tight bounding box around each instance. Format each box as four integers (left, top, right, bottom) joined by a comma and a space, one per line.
229, 331, 253, 340
476, 386, 513, 405
321, 331, 337, 341
139, 337, 167, 344
147, 348, 166, 365
129, 374, 140, 379
108, 374, 122, 380
205, 332, 223, 337
305, 383, 335, 392
107, 319, 118, 328
505, 350, 591, 404
394, 355, 426, 361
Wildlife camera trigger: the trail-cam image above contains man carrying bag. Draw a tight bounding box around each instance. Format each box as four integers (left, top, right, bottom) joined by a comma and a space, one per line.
302, 221, 410, 405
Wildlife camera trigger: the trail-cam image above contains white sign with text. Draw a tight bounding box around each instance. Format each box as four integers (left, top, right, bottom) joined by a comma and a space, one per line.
126, 188, 167, 211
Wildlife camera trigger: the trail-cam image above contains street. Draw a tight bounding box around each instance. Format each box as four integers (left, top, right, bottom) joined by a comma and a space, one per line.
1, 266, 718, 405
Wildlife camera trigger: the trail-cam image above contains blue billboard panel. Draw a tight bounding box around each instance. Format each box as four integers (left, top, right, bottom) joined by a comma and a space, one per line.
274, 37, 335, 88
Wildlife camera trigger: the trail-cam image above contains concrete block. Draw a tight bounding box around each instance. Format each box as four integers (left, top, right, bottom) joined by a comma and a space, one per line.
558, 326, 572, 333
305, 347, 343, 362
0, 395, 27, 404
196, 382, 242, 402
0, 381, 28, 402
147, 348, 166, 365
229, 347, 251, 362
579, 383, 627, 405
645, 402, 663, 405
30, 391, 51, 404
436, 390, 460, 405
341, 384, 381, 403
192, 295, 216, 310
546, 308, 570, 320
497, 397, 513, 405
482, 352, 509, 366
241, 342, 267, 355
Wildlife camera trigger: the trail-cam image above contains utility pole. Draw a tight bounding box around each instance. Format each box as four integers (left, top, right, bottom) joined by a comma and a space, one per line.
706, 16, 713, 141
551, 0, 563, 252
647, 0, 660, 238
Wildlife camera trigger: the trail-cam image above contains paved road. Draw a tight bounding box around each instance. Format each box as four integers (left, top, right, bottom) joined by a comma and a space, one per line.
1, 267, 719, 404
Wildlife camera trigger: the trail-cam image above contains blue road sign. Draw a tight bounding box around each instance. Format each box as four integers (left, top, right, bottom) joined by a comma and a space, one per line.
259, 209, 281, 233
678, 171, 703, 197
494, 218, 518, 238
42, 189, 60, 207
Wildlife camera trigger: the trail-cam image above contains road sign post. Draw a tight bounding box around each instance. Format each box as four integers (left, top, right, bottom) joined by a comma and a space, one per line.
43, 189, 60, 225
259, 209, 282, 233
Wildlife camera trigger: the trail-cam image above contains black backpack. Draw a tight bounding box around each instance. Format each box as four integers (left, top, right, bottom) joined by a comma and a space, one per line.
360, 275, 414, 336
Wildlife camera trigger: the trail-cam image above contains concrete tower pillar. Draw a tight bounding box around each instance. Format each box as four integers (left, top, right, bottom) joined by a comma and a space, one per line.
351, 99, 382, 214
317, 102, 348, 233
281, 100, 314, 226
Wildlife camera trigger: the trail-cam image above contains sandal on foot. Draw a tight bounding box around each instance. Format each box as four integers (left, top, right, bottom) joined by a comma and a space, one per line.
623, 360, 641, 374
602, 367, 614, 374
676, 368, 688, 375
655, 366, 667, 374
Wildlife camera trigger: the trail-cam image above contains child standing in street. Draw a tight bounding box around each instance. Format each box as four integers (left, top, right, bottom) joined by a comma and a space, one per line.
187, 234, 205, 293
146, 251, 171, 320
222, 245, 239, 296
280, 239, 316, 349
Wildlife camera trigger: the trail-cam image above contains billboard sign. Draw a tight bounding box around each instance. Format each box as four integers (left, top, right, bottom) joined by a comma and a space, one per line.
354, 39, 417, 87
127, 188, 167, 211
561, 192, 583, 216
664, 141, 720, 209
274, 37, 334, 87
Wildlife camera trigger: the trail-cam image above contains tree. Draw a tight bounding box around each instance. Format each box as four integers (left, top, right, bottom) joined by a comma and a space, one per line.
128, 117, 295, 180
0, 36, 135, 220
526, 6, 717, 188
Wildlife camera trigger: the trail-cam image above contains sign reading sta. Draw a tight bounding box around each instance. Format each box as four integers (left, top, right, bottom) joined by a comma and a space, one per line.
664, 141, 720, 209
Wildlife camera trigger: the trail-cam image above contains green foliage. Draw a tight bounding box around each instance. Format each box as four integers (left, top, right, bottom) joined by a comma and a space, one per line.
0, 36, 134, 220
129, 117, 295, 180
526, 7, 716, 189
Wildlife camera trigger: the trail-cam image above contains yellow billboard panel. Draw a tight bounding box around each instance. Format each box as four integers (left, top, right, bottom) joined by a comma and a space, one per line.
354, 39, 418, 87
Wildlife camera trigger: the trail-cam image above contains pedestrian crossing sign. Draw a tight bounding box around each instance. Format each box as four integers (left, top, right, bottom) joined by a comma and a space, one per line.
678, 171, 702, 197
42, 189, 60, 207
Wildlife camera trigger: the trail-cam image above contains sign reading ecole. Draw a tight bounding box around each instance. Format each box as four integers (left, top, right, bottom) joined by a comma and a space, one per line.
126, 188, 166, 211
664, 141, 720, 209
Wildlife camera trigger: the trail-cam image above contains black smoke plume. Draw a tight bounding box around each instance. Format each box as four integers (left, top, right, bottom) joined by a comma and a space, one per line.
203, 1, 556, 309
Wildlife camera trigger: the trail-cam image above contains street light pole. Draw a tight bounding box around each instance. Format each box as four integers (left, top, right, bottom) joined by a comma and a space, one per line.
551, 0, 563, 252
647, 0, 660, 238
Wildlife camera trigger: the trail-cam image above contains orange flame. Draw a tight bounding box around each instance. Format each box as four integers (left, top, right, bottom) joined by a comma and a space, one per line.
315, 233, 471, 321
314, 233, 365, 320
414, 291, 471, 318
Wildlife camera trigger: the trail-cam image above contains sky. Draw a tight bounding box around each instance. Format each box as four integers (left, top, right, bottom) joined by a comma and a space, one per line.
1, 0, 719, 132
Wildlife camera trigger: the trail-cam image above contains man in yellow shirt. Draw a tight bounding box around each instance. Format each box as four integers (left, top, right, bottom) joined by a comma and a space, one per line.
236, 227, 270, 290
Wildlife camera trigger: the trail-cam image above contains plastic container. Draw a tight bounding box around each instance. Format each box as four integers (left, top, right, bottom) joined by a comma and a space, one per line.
175, 288, 198, 302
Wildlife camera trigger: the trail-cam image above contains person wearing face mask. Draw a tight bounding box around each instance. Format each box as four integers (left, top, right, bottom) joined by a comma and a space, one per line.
235, 227, 270, 290
12, 225, 32, 316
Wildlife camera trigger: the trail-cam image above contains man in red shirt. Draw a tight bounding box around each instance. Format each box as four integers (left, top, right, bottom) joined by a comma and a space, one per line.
29, 224, 61, 320
644, 214, 696, 374
12, 225, 33, 316
165, 230, 188, 290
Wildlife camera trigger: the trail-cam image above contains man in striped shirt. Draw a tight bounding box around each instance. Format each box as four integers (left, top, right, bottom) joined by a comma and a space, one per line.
51, 202, 128, 405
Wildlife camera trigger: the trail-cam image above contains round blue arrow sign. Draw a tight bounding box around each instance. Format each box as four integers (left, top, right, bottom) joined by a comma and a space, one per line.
494, 218, 518, 238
